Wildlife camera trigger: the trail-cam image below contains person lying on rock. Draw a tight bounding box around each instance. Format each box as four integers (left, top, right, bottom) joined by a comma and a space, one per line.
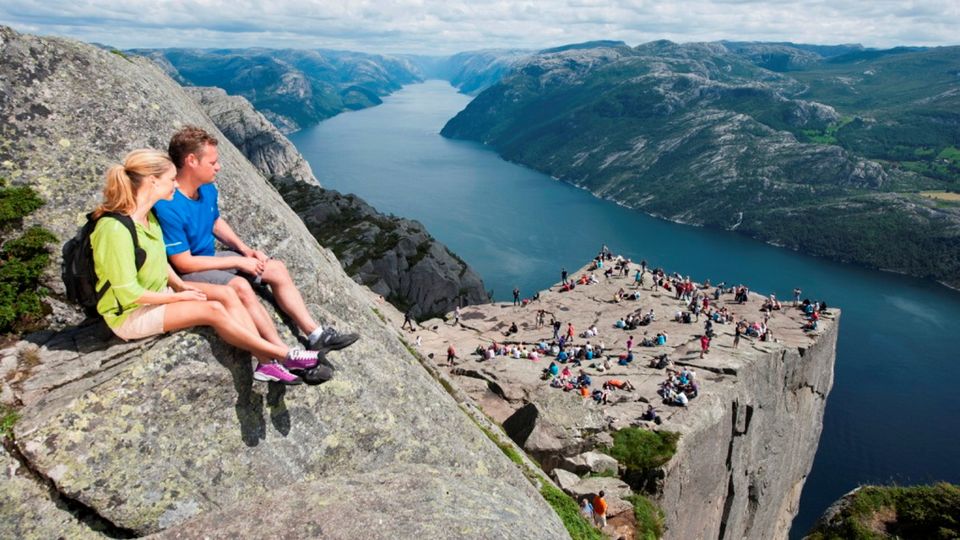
154, 126, 358, 357
90, 150, 326, 385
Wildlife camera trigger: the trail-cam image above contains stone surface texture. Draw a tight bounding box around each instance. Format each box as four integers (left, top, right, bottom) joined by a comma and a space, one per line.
186, 86, 489, 319
0, 26, 566, 539
397, 261, 838, 540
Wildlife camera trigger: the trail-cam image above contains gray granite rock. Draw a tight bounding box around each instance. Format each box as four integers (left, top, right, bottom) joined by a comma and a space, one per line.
0, 445, 104, 540
0, 25, 567, 539
552, 468, 581, 493
158, 464, 560, 540
502, 390, 607, 472
561, 451, 619, 476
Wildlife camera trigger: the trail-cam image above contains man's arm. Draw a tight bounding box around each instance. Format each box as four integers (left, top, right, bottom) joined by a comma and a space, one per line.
213, 218, 268, 263
168, 249, 261, 275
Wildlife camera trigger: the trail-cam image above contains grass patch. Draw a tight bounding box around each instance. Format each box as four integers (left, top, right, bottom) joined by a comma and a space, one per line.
806, 483, 960, 540
937, 146, 960, 163
604, 428, 680, 473
626, 495, 666, 540
475, 421, 524, 467
0, 406, 18, 440
371, 307, 387, 324
540, 482, 604, 540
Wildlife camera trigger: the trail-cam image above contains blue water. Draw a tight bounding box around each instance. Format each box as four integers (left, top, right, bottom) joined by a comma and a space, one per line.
288, 80, 960, 537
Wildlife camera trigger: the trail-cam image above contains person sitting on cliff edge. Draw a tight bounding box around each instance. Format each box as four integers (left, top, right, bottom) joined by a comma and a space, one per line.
154, 126, 358, 355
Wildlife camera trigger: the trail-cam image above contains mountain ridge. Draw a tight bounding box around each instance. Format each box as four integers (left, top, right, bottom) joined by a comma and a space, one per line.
441, 40, 960, 287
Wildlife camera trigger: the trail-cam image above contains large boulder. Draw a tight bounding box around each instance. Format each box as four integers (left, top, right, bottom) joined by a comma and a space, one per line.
502, 390, 607, 471
0, 26, 567, 538
0, 445, 103, 540
560, 450, 620, 476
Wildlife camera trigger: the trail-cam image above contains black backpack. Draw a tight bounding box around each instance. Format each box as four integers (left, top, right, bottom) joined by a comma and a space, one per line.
62, 212, 146, 318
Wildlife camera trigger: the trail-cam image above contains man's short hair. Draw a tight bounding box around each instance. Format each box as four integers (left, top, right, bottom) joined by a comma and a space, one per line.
168, 125, 218, 169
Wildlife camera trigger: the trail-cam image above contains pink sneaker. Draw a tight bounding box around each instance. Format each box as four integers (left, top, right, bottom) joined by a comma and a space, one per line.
283, 349, 320, 371
254, 361, 302, 385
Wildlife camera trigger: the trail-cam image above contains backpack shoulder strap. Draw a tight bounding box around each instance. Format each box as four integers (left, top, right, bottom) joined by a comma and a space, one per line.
101, 212, 147, 270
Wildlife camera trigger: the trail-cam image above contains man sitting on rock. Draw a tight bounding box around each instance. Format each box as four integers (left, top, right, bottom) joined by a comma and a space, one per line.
155, 126, 358, 354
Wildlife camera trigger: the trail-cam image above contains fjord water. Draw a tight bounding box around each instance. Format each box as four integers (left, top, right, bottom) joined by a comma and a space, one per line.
288, 80, 960, 537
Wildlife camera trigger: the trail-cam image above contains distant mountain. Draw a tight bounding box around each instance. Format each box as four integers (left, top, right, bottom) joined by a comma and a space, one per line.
720, 41, 866, 71
442, 41, 960, 286
130, 48, 423, 132
408, 49, 532, 95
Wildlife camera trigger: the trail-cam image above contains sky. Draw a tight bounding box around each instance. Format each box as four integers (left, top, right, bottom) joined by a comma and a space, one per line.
1, 0, 958, 55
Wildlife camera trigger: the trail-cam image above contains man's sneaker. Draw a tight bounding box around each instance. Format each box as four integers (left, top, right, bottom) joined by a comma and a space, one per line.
299, 363, 335, 385
284, 348, 320, 370
309, 327, 359, 352
253, 361, 302, 385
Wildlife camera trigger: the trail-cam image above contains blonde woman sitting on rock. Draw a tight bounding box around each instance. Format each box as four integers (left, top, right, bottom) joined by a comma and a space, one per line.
90, 149, 326, 385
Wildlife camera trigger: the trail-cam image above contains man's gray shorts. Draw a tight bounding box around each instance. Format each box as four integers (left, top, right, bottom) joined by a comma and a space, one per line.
180, 251, 252, 286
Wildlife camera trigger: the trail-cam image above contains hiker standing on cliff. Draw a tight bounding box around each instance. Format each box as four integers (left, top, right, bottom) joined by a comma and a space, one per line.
593, 491, 608, 528
155, 126, 358, 355
561, 267, 568, 285
402, 307, 416, 331
452, 305, 461, 326
700, 334, 711, 358
793, 287, 802, 306
513, 286, 520, 306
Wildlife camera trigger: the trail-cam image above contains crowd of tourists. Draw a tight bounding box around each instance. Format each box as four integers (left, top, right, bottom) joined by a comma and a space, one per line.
446, 246, 829, 424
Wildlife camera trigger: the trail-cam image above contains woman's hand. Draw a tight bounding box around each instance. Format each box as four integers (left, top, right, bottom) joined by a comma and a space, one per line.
174, 290, 207, 302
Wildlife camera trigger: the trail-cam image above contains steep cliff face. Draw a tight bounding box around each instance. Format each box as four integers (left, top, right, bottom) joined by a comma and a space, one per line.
658, 312, 837, 540
0, 26, 565, 539
415, 262, 838, 540
185, 86, 489, 318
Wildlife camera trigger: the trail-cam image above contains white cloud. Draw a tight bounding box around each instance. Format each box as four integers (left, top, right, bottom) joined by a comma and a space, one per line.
0, 0, 957, 53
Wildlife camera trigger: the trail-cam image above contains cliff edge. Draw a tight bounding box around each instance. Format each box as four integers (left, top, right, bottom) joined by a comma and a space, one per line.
402, 260, 838, 539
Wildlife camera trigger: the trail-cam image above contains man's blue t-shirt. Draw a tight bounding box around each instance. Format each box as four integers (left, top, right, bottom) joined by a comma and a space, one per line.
154, 183, 220, 257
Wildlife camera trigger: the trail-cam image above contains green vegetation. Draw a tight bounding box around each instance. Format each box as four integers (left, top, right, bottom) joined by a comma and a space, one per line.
539, 483, 604, 540
801, 116, 854, 145
806, 483, 960, 540
938, 146, 960, 163
0, 405, 17, 440
474, 420, 524, 467
625, 494, 666, 540
0, 180, 56, 333
442, 43, 960, 286
604, 428, 680, 474
109, 49, 130, 61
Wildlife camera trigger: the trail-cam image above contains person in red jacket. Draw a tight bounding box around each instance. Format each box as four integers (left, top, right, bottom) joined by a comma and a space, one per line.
592, 490, 608, 528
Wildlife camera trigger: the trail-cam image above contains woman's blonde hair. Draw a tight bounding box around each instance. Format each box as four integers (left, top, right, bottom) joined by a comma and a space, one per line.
93, 149, 173, 219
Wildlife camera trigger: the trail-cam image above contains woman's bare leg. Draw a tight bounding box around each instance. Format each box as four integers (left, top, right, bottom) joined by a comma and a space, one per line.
163, 300, 288, 363
189, 282, 259, 334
